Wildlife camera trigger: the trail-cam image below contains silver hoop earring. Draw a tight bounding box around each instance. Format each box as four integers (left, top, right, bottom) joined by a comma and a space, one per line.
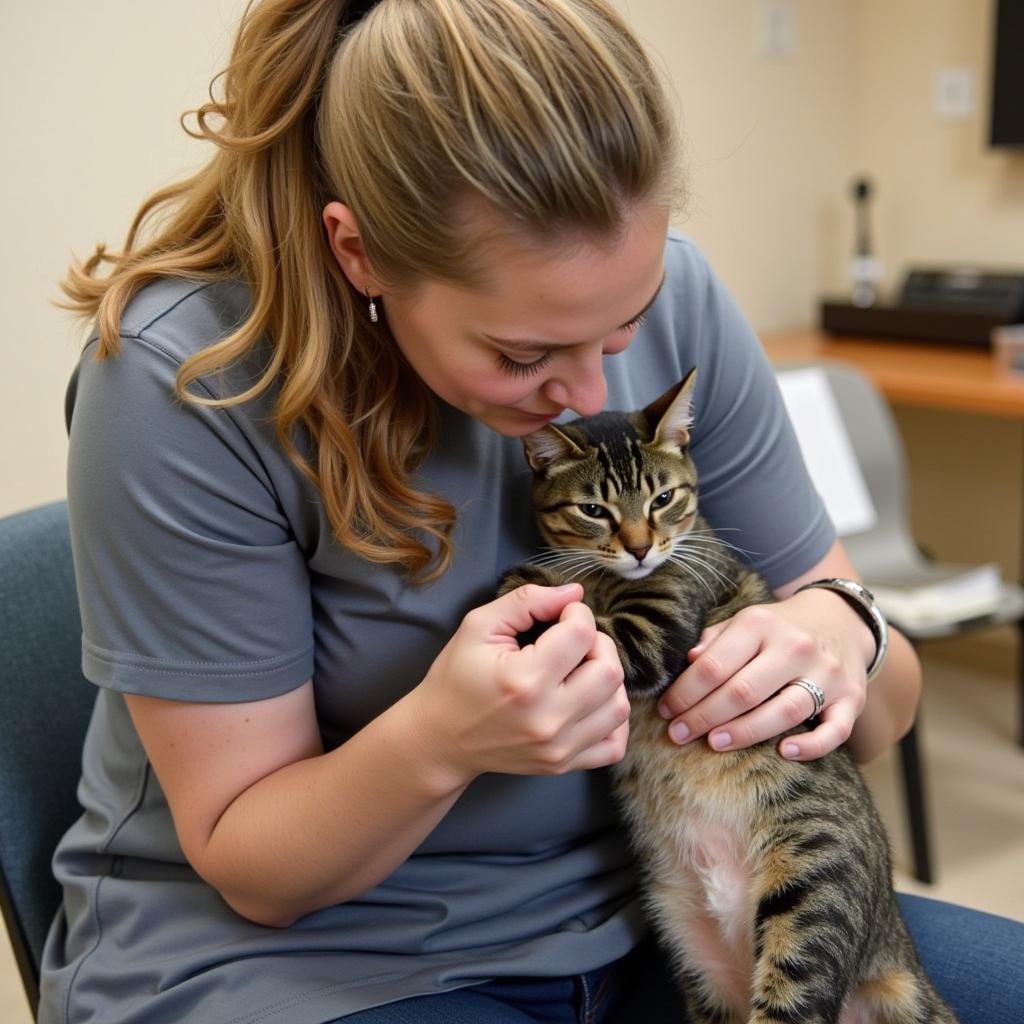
366, 289, 379, 324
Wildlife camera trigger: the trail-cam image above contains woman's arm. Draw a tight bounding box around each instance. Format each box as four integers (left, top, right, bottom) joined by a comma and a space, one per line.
657, 539, 921, 764
126, 680, 467, 928
126, 582, 629, 927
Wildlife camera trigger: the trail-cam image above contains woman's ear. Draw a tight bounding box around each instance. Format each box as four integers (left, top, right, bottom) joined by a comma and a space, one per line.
322, 201, 379, 293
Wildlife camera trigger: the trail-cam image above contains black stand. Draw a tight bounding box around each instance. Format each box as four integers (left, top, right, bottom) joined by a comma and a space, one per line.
898, 719, 934, 884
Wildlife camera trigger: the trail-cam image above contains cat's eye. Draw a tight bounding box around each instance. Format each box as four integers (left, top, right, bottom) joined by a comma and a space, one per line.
650, 490, 674, 510
578, 503, 609, 519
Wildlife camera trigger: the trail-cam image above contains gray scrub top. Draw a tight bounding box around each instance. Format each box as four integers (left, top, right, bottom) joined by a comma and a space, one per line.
39, 233, 834, 1024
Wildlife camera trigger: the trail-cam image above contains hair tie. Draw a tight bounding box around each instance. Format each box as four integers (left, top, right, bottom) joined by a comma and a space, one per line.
339, 0, 381, 31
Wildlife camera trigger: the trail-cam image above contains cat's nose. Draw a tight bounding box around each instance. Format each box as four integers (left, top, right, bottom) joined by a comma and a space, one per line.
625, 545, 651, 563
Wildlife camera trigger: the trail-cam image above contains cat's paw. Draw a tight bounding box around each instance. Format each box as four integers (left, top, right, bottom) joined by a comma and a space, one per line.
497, 563, 566, 596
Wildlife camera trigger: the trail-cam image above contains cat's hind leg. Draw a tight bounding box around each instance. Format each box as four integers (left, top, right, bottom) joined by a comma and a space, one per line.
843, 964, 959, 1023
746, 953, 845, 1024
745, 873, 853, 1024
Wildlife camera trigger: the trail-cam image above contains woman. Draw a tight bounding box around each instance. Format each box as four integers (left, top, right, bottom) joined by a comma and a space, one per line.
42, 1, 1020, 1022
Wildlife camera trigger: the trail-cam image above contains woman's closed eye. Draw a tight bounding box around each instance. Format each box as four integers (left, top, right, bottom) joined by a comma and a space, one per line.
493, 314, 648, 378
494, 351, 553, 378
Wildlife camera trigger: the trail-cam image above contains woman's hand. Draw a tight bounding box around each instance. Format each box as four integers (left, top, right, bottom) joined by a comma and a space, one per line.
656, 586, 876, 761
413, 582, 630, 785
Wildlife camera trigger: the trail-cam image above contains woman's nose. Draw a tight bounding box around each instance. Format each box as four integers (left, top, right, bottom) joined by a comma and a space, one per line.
543, 349, 608, 416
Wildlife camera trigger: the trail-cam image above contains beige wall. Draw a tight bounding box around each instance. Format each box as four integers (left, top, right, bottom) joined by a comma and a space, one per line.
624, 0, 860, 327
0, 0, 246, 518
3, 0, 1023, 588
858, 0, 1024, 292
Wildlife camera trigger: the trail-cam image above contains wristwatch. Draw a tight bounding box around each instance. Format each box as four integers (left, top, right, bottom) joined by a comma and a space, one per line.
794, 577, 889, 681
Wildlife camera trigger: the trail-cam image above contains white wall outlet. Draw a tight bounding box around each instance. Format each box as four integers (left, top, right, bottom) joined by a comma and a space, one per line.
758, 0, 796, 58
934, 68, 975, 118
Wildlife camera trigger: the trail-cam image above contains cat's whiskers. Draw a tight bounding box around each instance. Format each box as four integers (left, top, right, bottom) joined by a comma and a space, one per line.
562, 561, 605, 583
664, 554, 718, 598
528, 557, 595, 573
528, 554, 594, 571
527, 548, 605, 582
540, 560, 599, 581
668, 549, 736, 593
528, 546, 599, 566
673, 548, 735, 586
676, 543, 735, 576
682, 529, 760, 559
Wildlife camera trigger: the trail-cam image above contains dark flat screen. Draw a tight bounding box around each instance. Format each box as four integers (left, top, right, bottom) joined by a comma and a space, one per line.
991, 0, 1024, 146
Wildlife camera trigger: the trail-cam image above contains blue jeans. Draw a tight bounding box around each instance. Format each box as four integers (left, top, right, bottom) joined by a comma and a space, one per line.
335, 895, 1024, 1023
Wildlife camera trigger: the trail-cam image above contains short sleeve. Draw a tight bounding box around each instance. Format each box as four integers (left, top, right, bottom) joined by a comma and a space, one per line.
66, 327, 314, 702
675, 241, 836, 587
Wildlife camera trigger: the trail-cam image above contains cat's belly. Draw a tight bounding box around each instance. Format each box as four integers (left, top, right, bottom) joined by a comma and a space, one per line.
614, 703, 772, 1014
649, 816, 756, 1017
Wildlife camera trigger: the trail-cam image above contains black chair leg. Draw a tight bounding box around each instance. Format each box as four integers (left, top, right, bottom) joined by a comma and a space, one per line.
898, 719, 934, 884
1017, 619, 1024, 748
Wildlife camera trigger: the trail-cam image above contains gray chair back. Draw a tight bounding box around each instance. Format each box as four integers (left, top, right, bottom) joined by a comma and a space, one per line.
776, 359, 936, 584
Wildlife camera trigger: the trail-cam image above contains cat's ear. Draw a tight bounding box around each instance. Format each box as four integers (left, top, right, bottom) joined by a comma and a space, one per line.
644, 368, 697, 450
522, 425, 587, 474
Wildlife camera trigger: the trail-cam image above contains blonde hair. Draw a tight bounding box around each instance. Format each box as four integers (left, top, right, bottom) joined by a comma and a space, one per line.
60, 0, 677, 581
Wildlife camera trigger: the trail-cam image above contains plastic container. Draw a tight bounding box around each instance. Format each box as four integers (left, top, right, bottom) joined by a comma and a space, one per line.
993, 324, 1024, 372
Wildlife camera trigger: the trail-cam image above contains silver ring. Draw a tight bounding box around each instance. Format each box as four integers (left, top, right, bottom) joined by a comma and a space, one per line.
789, 677, 825, 719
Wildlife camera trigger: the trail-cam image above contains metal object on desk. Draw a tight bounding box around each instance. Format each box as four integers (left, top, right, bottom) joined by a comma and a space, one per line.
821, 266, 1024, 347
849, 177, 882, 308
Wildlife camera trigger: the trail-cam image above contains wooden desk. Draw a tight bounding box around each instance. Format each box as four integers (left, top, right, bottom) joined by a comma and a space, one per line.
760, 329, 1024, 420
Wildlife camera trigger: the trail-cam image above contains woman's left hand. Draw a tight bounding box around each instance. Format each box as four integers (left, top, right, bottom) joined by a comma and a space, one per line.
655, 586, 876, 761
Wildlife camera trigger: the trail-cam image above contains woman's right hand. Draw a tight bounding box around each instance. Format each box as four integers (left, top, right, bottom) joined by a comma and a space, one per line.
123, 582, 628, 926
413, 583, 630, 784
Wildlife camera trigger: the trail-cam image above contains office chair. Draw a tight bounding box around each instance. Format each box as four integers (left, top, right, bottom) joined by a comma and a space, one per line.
0, 501, 96, 1016
776, 360, 1024, 885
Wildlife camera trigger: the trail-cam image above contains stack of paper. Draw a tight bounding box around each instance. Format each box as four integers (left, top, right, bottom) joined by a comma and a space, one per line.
869, 563, 1005, 628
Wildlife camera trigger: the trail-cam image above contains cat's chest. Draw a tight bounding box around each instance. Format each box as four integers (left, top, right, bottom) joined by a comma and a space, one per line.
614, 703, 801, 881
617, 701, 775, 822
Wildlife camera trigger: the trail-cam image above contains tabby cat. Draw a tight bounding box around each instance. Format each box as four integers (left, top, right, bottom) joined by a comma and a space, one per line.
499, 369, 957, 1024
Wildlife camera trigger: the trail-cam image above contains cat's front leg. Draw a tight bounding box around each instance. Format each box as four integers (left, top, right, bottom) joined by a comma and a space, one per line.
497, 563, 568, 596
591, 612, 664, 696
594, 595, 704, 699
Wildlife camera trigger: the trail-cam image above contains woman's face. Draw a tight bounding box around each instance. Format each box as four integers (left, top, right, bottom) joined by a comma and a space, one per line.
381, 202, 670, 436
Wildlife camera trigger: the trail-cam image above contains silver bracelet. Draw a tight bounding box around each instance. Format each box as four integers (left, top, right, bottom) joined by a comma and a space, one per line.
794, 577, 889, 681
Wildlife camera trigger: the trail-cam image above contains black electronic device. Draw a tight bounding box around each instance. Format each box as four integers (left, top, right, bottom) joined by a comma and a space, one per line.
991, 0, 1024, 147
820, 267, 1024, 347
899, 268, 1024, 317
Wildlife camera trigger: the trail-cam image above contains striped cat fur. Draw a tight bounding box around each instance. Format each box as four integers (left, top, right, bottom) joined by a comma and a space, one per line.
499, 370, 957, 1024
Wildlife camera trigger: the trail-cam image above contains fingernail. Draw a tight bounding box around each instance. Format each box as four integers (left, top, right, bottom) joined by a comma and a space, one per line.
669, 721, 690, 743
710, 732, 731, 750
658, 703, 672, 720
782, 743, 800, 759
555, 583, 579, 593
